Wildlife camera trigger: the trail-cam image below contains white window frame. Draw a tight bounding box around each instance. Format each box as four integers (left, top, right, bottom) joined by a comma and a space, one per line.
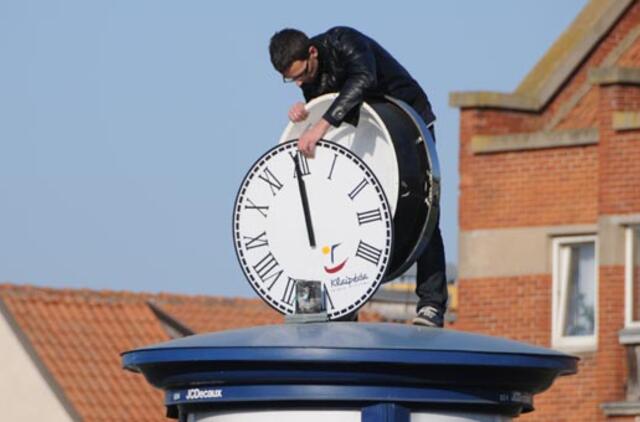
552, 235, 598, 353
625, 225, 640, 328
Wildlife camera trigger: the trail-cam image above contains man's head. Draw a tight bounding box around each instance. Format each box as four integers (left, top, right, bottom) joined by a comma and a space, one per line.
269, 28, 319, 86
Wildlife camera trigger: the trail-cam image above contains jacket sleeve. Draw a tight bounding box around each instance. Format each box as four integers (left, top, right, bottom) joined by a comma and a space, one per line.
323, 29, 377, 127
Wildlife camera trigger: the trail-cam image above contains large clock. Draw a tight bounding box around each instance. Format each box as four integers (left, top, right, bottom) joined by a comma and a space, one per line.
233, 140, 393, 320
279, 94, 441, 281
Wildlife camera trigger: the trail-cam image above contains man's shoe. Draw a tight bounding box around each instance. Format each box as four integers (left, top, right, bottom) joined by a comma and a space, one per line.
413, 306, 444, 327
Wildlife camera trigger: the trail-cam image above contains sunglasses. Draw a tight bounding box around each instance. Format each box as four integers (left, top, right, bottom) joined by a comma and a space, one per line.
283, 60, 310, 83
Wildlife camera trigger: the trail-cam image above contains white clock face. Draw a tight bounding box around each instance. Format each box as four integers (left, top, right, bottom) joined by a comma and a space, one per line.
233, 140, 393, 320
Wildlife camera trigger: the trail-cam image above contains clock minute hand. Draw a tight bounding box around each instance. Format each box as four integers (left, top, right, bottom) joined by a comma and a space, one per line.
293, 154, 316, 248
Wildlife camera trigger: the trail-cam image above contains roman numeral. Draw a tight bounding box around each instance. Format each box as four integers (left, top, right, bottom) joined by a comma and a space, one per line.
324, 288, 335, 310
357, 208, 382, 225
244, 199, 268, 217
253, 252, 283, 289
243, 231, 268, 250
348, 178, 369, 200
289, 151, 310, 177
258, 167, 283, 196
327, 154, 338, 180
281, 277, 296, 306
355, 241, 382, 266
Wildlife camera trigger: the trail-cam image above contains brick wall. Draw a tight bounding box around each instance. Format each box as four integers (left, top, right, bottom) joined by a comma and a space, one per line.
453, 270, 627, 421
598, 85, 640, 215
526, 355, 599, 422
596, 266, 627, 401
453, 275, 551, 345
541, 1, 640, 129
459, 135, 599, 230
455, 1, 640, 420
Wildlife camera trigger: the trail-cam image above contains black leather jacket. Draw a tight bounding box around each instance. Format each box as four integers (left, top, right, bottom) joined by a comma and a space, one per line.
302, 26, 436, 128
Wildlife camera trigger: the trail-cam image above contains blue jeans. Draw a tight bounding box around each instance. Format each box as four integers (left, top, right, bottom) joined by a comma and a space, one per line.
416, 222, 448, 312
415, 125, 448, 312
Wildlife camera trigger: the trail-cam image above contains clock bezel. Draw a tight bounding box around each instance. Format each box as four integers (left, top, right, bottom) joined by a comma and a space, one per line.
232, 140, 394, 319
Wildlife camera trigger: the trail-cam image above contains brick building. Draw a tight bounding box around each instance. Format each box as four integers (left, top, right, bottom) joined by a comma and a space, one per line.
450, 0, 640, 420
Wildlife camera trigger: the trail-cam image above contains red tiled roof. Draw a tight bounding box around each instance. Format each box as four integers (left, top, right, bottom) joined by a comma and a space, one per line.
0, 284, 169, 421
152, 294, 283, 333
0, 283, 385, 421
153, 294, 384, 330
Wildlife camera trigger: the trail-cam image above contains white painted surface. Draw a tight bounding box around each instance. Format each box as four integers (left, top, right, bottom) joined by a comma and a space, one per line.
551, 235, 599, 353
191, 410, 360, 422
191, 410, 510, 422
625, 225, 640, 327
279, 93, 400, 216
0, 312, 73, 421
412, 411, 511, 421
234, 142, 392, 319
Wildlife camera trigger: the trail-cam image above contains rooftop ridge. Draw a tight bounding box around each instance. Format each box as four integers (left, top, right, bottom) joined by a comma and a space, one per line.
0, 282, 264, 305
515, 0, 634, 101
450, 0, 636, 110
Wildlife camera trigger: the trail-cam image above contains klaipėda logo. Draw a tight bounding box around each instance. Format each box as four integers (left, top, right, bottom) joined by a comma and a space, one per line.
185, 388, 223, 400
330, 272, 368, 288
322, 243, 348, 274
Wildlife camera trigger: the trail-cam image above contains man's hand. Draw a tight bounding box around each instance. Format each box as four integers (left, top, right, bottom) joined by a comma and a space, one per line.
298, 119, 331, 158
288, 102, 309, 122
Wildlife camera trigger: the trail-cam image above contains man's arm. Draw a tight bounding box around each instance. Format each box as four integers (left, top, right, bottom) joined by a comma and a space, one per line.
289, 102, 309, 122
298, 28, 377, 157
298, 118, 331, 158
323, 28, 377, 127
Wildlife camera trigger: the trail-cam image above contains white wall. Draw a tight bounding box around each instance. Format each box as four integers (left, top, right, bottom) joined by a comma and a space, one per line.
0, 312, 73, 421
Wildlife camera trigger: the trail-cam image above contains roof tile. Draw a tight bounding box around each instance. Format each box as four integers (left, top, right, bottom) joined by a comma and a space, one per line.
0, 283, 385, 420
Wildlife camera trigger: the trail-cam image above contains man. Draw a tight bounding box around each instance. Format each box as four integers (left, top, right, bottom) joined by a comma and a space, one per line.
269, 26, 448, 327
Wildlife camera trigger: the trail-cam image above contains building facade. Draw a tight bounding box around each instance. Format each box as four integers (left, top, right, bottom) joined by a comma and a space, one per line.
450, 1, 640, 420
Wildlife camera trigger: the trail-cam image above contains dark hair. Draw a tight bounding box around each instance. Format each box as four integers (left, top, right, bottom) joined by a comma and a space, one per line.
269, 28, 310, 74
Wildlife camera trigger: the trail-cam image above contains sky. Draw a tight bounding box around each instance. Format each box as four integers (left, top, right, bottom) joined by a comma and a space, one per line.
0, 0, 588, 297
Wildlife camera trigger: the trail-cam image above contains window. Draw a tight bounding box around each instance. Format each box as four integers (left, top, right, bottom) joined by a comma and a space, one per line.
552, 236, 598, 352
625, 226, 640, 327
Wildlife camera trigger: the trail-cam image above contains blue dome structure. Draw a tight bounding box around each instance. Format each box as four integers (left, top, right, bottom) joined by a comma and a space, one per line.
122, 323, 577, 421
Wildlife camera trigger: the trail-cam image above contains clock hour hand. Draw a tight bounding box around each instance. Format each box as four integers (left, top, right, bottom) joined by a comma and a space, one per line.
293, 154, 316, 248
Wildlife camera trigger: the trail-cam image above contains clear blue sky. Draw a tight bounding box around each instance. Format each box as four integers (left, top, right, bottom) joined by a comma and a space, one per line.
0, 0, 587, 296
